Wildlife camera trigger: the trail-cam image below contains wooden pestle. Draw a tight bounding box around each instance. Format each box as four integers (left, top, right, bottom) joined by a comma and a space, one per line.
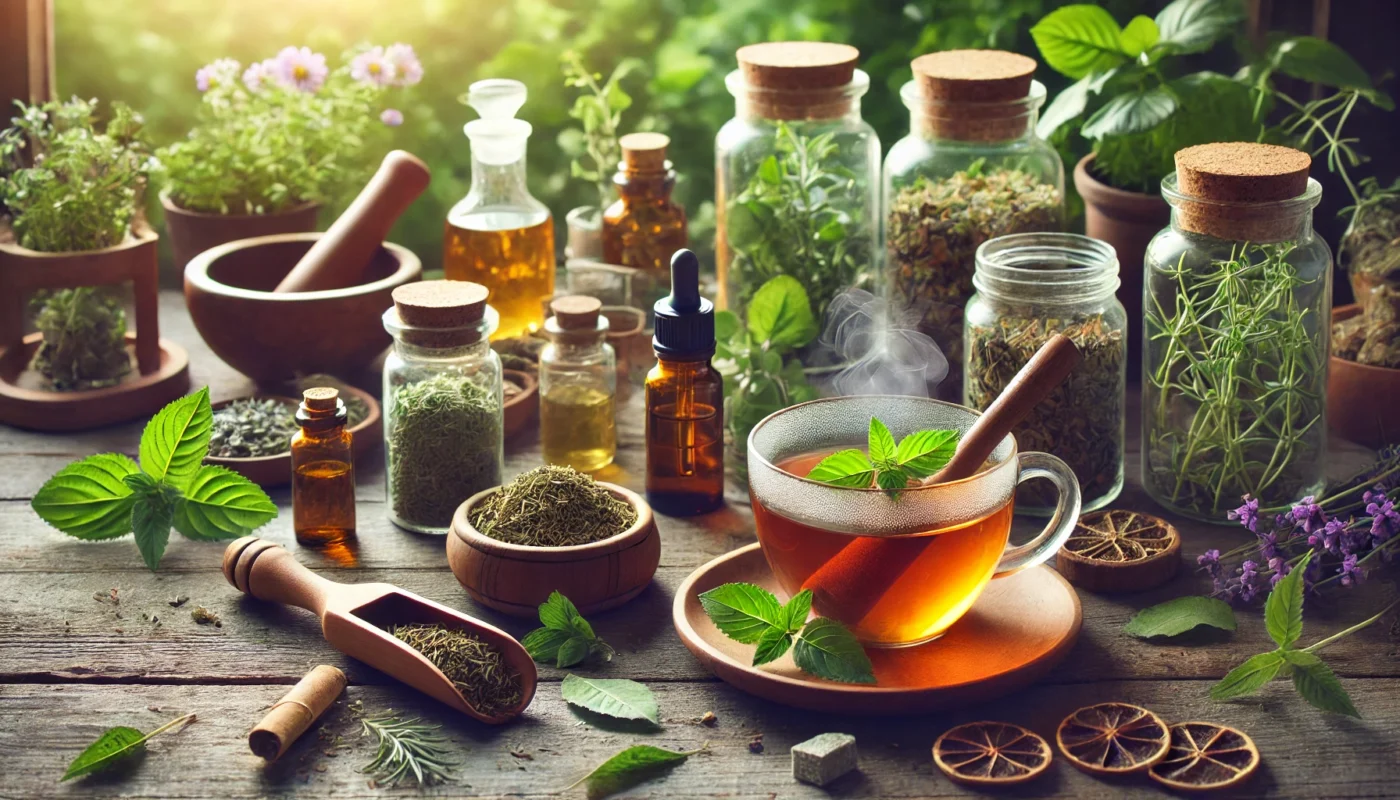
801, 334, 1082, 628
273, 150, 431, 293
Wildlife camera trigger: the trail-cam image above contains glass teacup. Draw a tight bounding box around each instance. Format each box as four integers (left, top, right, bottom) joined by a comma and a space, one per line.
748, 395, 1081, 647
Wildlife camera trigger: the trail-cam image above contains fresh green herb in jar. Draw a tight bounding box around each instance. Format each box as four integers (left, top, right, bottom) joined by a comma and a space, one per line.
387, 372, 500, 529
209, 397, 300, 458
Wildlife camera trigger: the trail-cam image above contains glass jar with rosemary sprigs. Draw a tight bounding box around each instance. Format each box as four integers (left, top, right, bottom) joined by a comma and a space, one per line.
1144, 143, 1330, 522
965, 233, 1125, 514
884, 51, 1064, 400
715, 41, 879, 358
382, 280, 504, 534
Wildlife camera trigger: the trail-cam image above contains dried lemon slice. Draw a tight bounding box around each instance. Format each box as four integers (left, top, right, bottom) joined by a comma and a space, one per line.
1056, 509, 1181, 592
1149, 722, 1260, 791
933, 722, 1051, 786
1056, 703, 1170, 775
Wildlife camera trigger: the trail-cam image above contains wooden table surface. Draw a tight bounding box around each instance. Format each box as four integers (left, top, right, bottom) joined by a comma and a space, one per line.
2, 291, 1398, 799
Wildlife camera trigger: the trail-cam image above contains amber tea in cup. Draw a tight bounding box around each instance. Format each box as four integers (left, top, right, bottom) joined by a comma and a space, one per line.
748, 396, 1080, 647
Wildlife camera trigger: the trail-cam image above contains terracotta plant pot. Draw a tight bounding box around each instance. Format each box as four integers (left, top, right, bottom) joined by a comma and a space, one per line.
1074, 154, 1170, 376
184, 233, 420, 385
1328, 304, 1400, 448
447, 482, 661, 617
162, 195, 320, 274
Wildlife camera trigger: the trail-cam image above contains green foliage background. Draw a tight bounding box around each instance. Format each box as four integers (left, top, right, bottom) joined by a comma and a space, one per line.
54, 0, 1145, 278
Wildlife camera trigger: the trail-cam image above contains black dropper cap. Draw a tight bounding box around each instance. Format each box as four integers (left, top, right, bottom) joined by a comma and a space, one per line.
653, 249, 715, 357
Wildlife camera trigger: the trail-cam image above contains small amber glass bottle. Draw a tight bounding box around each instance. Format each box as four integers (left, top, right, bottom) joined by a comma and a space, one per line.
603, 132, 687, 271
646, 249, 723, 515
291, 387, 356, 546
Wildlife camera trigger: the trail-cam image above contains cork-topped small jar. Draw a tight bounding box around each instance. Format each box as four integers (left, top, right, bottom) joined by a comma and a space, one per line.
883, 50, 1065, 401
381, 280, 505, 533
540, 295, 617, 472
1143, 142, 1330, 522
716, 41, 880, 327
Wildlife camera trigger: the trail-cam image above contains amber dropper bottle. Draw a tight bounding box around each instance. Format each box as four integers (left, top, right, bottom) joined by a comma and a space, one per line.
291, 387, 356, 547
645, 249, 724, 515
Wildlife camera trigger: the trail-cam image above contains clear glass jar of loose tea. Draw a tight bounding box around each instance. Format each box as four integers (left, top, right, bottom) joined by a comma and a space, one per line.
715, 42, 880, 341
382, 280, 505, 534
884, 51, 1064, 401
540, 295, 617, 473
964, 233, 1125, 514
1143, 143, 1330, 523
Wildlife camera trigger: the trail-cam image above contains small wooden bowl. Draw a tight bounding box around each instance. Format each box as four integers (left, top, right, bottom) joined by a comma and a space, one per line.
205, 386, 383, 488
502, 369, 538, 440
446, 482, 660, 617
1328, 304, 1400, 448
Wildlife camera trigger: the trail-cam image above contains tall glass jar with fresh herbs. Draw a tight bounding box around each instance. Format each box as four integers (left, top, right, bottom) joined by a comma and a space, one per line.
1144, 143, 1330, 522
884, 50, 1064, 400
715, 41, 880, 356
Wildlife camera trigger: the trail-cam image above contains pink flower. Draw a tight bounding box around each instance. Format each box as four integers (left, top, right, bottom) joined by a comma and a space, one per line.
351, 46, 396, 86
242, 59, 277, 92
384, 43, 423, 87
380, 108, 404, 127
274, 46, 328, 93
195, 58, 240, 92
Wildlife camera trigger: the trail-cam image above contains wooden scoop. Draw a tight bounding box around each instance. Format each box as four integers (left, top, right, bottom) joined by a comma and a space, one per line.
801, 334, 1082, 626
222, 536, 536, 723
273, 150, 431, 293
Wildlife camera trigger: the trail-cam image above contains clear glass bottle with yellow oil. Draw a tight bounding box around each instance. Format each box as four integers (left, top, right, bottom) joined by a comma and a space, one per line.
540, 295, 616, 473
445, 79, 555, 340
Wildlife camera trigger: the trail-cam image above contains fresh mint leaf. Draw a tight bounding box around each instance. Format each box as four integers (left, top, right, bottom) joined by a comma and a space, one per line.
62, 713, 194, 782
698, 583, 784, 643
1266, 551, 1311, 649
556, 636, 592, 669
130, 481, 178, 571
1119, 14, 1160, 57
172, 465, 276, 540
561, 675, 659, 725
1283, 650, 1360, 718
1155, 0, 1243, 54
1124, 596, 1237, 639
1210, 651, 1285, 701
524, 591, 613, 668
894, 429, 960, 478
138, 387, 212, 490
876, 468, 912, 499
31, 453, 139, 540
570, 744, 701, 800
753, 628, 793, 666
1031, 4, 1129, 79
1082, 86, 1178, 139
540, 591, 593, 638
781, 589, 813, 634
522, 627, 572, 663
746, 274, 817, 350
868, 418, 896, 468
1269, 36, 1373, 91
806, 449, 876, 489
793, 618, 876, 685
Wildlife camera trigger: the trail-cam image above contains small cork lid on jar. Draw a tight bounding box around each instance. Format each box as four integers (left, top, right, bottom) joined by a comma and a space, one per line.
910, 50, 1038, 141
301, 387, 339, 412
547, 295, 608, 340
735, 41, 861, 120
1173, 142, 1312, 241
391, 279, 489, 347
620, 132, 670, 173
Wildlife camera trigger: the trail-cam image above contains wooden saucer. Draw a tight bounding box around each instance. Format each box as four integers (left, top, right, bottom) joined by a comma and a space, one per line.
673, 544, 1081, 715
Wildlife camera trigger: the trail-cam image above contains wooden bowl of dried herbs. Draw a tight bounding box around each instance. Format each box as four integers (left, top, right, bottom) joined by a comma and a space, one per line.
447, 466, 660, 616
206, 385, 381, 487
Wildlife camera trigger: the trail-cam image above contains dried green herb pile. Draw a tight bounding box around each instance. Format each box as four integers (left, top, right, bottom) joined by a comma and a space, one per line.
1333, 283, 1400, 367
886, 164, 1060, 397
387, 372, 500, 529
209, 397, 299, 458
389, 623, 521, 718
470, 465, 637, 547
967, 313, 1123, 507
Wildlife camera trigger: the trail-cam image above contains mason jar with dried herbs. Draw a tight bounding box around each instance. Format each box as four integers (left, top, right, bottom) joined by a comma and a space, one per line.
884, 50, 1064, 400
1144, 143, 1330, 522
716, 41, 880, 345
382, 280, 504, 534
965, 233, 1125, 513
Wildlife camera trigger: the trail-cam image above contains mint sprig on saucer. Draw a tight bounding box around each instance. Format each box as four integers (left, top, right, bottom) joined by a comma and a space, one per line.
807, 417, 960, 499
698, 584, 874, 684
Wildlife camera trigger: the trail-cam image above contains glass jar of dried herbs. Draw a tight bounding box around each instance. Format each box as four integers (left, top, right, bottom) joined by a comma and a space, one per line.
1143, 143, 1330, 522
382, 280, 504, 534
884, 51, 1064, 400
965, 233, 1125, 514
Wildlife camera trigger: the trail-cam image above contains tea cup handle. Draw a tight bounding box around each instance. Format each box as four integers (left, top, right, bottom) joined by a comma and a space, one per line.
994, 451, 1082, 577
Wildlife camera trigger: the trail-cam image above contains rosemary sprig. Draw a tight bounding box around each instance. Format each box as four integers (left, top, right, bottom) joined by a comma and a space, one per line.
357, 711, 459, 788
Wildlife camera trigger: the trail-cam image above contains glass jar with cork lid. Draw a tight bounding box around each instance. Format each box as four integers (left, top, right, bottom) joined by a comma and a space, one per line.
540, 295, 617, 473
1143, 142, 1330, 522
883, 50, 1064, 400
382, 280, 505, 534
716, 41, 880, 329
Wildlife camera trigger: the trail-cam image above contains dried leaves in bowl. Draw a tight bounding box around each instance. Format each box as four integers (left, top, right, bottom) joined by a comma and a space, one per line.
932, 721, 1052, 786
469, 465, 637, 547
1056, 509, 1180, 592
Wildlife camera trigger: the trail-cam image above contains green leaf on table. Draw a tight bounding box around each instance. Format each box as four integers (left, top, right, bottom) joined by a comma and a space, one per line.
1124, 596, 1237, 639
1155, 0, 1242, 54
1269, 36, 1373, 90
698, 582, 784, 643
561, 675, 660, 725
1283, 650, 1360, 718
524, 591, 613, 668
1266, 551, 1311, 649
867, 418, 896, 468
746, 275, 817, 350
1119, 15, 1160, 57
127, 473, 180, 571
806, 449, 876, 489
31, 453, 139, 540
781, 589, 813, 633
539, 591, 594, 638
523, 627, 573, 662
555, 636, 592, 669
752, 627, 793, 666
1031, 4, 1128, 79
1082, 86, 1178, 139
1211, 650, 1285, 701
793, 617, 876, 685
138, 388, 212, 490
62, 713, 194, 782
570, 744, 702, 800
172, 465, 276, 540
894, 428, 960, 478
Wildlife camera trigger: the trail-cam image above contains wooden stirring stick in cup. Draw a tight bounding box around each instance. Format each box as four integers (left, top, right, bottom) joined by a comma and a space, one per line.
800, 334, 1082, 629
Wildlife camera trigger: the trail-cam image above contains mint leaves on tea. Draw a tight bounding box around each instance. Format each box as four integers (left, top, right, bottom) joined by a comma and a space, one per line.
806, 417, 959, 499
699, 583, 874, 684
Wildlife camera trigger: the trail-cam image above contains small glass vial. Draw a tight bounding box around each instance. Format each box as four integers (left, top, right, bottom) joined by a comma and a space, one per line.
646, 249, 724, 515
603, 132, 687, 271
540, 295, 617, 472
383, 280, 505, 534
964, 233, 1125, 514
444, 79, 555, 340
292, 387, 356, 547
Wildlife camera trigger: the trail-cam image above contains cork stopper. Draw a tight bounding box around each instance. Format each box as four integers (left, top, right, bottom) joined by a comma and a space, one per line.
390, 280, 490, 347
621, 132, 670, 172
1172, 142, 1313, 241
551, 295, 602, 330
301, 387, 339, 411
733, 42, 862, 120
908, 50, 1038, 141
248, 665, 346, 761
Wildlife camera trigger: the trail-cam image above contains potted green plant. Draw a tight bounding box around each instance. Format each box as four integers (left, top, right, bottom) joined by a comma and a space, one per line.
159, 44, 421, 271
559, 52, 640, 260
